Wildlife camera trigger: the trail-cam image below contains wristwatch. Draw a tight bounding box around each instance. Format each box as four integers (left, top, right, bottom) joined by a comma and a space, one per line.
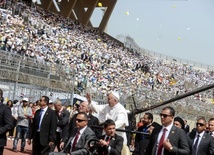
169, 147, 173, 151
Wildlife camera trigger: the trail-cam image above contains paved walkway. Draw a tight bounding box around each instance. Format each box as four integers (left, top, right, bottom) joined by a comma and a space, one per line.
4, 138, 32, 155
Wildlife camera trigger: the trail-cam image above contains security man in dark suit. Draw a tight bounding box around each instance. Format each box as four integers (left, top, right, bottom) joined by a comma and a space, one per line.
27, 96, 57, 155
187, 117, 214, 155
60, 112, 96, 155
0, 89, 13, 155
96, 119, 124, 155
146, 106, 190, 155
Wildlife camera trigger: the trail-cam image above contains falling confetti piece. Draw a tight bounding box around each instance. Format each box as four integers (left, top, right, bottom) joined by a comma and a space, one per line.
125, 11, 129, 16
98, 2, 102, 7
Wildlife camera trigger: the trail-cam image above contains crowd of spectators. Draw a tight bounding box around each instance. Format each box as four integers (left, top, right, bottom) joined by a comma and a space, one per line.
0, 0, 214, 116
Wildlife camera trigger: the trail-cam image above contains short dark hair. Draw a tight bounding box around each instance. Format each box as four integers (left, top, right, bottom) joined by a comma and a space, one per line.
77, 112, 88, 121
13, 100, 18, 104
145, 112, 153, 122
209, 118, 214, 122
42, 96, 49, 105
104, 119, 115, 128
197, 117, 206, 124
162, 106, 175, 116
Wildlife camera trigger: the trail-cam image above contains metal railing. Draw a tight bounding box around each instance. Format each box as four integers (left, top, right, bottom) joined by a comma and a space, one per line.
0, 50, 74, 92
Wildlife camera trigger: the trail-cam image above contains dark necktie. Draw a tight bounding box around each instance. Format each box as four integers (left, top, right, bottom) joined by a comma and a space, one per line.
71, 130, 80, 152
157, 128, 167, 155
105, 136, 111, 144
102, 136, 111, 155
192, 134, 200, 155
38, 109, 44, 130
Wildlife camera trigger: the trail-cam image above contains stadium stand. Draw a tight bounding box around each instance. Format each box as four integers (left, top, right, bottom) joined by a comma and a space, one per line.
0, 0, 214, 120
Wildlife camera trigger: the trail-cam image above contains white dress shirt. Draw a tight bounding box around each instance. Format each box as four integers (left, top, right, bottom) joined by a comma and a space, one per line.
156, 123, 173, 155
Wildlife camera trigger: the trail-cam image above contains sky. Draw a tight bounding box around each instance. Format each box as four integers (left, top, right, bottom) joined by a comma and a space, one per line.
91, 0, 214, 66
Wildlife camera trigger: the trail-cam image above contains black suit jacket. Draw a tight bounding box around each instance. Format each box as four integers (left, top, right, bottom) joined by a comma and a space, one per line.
56, 109, 70, 138
184, 125, 190, 133
147, 125, 190, 155
0, 103, 13, 147
28, 107, 57, 146
135, 125, 151, 144
96, 134, 124, 155
63, 126, 96, 155
187, 131, 214, 155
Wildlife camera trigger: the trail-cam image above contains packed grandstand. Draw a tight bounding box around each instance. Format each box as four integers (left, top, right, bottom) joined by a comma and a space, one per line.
0, 0, 214, 119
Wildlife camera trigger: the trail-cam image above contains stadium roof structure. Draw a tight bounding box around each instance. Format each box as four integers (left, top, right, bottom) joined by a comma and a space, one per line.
38, 0, 117, 33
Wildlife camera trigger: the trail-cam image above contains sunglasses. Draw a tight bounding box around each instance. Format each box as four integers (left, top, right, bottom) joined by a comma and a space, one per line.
76, 119, 87, 122
159, 113, 172, 118
196, 123, 205, 127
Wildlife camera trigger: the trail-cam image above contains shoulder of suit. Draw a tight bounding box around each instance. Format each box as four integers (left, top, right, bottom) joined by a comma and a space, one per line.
172, 125, 185, 132
188, 131, 196, 138
114, 134, 123, 139
0, 104, 10, 110
203, 132, 213, 139
47, 108, 56, 112
89, 114, 98, 119
86, 126, 94, 132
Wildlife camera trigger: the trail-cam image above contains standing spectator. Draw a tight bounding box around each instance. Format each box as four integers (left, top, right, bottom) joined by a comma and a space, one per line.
54, 99, 70, 152
87, 91, 129, 145
135, 113, 153, 144
0, 89, 13, 155
184, 120, 190, 133
187, 117, 214, 155
208, 118, 214, 137
13, 98, 32, 152
27, 96, 57, 155
48, 100, 54, 110
6, 100, 16, 140
146, 106, 190, 155
135, 113, 153, 154
136, 117, 144, 129
139, 122, 161, 155
32, 102, 39, 115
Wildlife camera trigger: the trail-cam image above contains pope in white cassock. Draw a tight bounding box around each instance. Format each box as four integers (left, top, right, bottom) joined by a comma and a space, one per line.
86, 91, 129, 145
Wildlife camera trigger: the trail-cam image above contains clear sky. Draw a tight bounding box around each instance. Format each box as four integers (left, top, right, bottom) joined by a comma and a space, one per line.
91, 0, 214, 66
